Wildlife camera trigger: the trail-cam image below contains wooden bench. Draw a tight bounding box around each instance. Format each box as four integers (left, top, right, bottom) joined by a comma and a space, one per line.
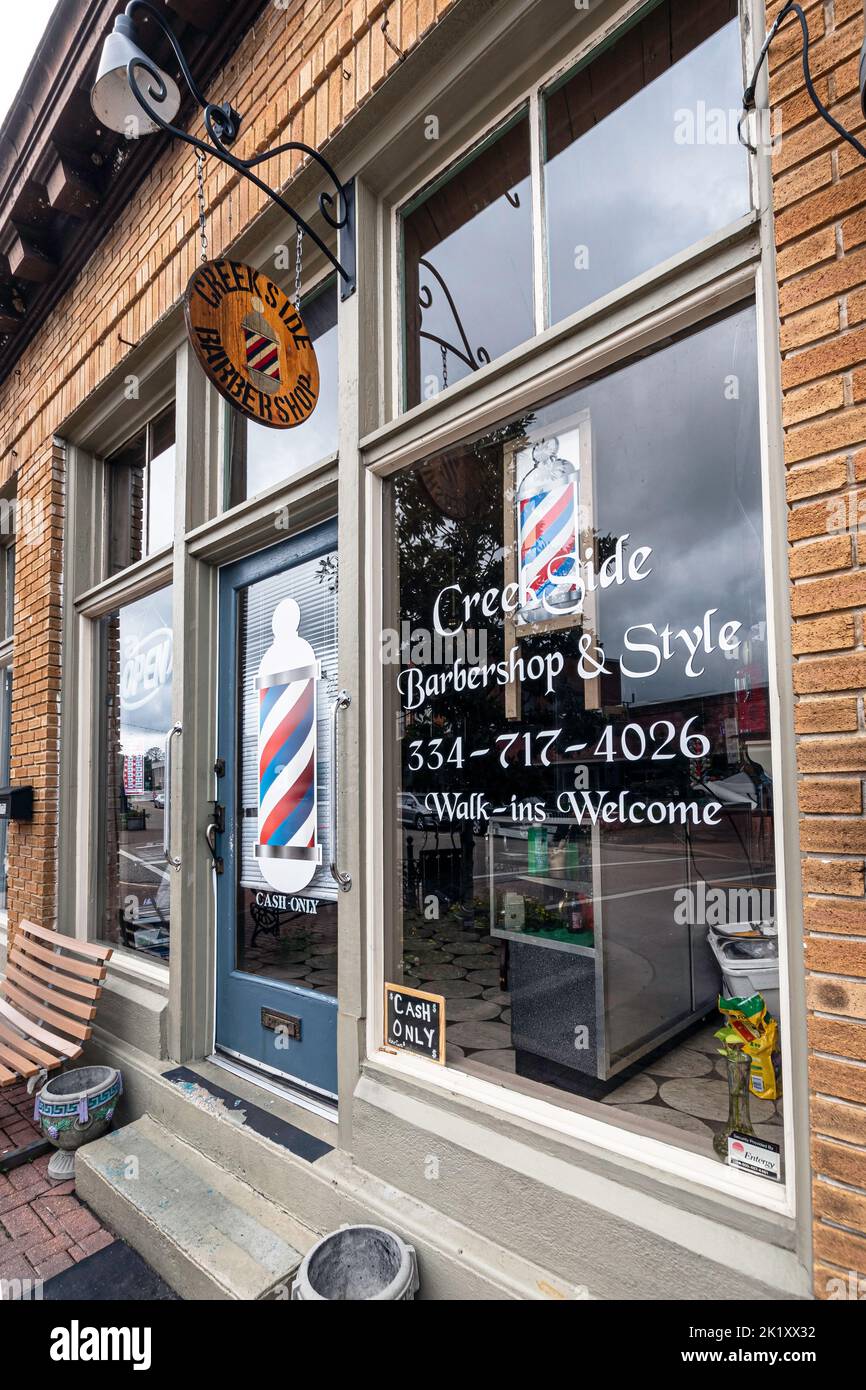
0, 920, 113, 1170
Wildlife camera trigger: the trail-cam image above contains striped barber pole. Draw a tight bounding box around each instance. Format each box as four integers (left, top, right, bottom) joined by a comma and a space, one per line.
518, 478, 579, 611
244, 325, 282, 384
255, 656, 322, 892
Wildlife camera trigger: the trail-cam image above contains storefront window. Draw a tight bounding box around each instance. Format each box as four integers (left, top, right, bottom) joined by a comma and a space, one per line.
107, 405, 176, 574
386, 305, 785, 1178
227, 276, 339, 503
544, 0, 748, 322
401, 113, 534, 408
98, 586, 173, 958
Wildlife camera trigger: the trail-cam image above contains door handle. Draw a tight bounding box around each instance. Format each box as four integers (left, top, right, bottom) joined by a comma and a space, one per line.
206, 802, 225, 875
163, 722, 182, 870
329, 690, 352, 892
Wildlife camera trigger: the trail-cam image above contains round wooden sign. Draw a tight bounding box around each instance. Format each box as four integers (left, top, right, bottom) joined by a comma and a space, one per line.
184, 258, 319, 429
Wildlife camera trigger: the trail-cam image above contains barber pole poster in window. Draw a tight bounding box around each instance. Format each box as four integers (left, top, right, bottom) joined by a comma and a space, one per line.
503, 413, 599, 715
255, 598, 322, 893
184, 259, 319, 429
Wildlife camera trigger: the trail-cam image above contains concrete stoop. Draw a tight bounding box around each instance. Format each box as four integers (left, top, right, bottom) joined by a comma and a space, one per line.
75, 1054, 592, 1299
76, 1116, 314, 1300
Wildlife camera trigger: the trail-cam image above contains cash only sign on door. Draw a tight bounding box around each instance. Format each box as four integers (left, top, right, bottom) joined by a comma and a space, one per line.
184, 258, 319, 428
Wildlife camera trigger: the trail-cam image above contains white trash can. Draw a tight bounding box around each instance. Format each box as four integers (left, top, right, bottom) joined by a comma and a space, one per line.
291, 1225, 419, 1300
708, 929, 781, 1021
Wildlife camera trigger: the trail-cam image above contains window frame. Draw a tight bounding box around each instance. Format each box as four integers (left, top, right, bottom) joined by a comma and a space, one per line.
366, 0, 801, 1219
391, 0, 756, 421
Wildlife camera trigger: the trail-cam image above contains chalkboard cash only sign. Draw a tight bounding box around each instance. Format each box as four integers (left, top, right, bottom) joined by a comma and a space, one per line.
385, 983, 446, 1064
184, 258, 319, 429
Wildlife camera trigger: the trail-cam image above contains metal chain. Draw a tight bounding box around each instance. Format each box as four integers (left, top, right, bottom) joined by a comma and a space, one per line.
294, 224, 304, 310
196, 151, 208, 264
441, 343, 448, 390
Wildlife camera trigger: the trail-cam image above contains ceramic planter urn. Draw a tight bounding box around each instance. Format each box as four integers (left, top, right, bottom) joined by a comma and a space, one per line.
35, 1066, 122, 1182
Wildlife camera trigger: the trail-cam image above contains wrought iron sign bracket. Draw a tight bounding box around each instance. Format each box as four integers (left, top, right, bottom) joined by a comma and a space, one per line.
116, 1, 357, 299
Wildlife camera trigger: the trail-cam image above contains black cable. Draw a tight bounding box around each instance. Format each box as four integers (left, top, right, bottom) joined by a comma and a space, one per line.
739, 1, 866, 161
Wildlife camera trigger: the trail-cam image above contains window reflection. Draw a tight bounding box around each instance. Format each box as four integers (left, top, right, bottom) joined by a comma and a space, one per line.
107, 407, 176, 575
228, 276, 339, 503
402, 113, 534, 408
544, 1, 748, 322
99, 587, 173, 959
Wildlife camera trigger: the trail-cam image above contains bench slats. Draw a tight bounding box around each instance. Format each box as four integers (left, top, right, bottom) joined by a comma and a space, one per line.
0, 1018, 58, 1068
15, 935, 107, 983
17, 920, 112, 963
0, 923, 112, 1088
0, 999, 80, 1060
0, 983, 91, 1044
0, 1038, 39, 1078
4, 963, 97, 1023
11, 951, 102, 1004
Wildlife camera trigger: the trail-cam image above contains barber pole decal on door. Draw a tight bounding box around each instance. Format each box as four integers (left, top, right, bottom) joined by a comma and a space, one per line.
255, 598, 322, 893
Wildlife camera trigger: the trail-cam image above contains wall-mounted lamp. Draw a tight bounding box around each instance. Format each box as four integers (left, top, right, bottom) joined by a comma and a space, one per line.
91, 13, 181, 135
739, 1, 866, 161
89, 0, 355, 297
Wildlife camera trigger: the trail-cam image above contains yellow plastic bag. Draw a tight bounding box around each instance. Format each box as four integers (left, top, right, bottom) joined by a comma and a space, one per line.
718, 993, 782, 1102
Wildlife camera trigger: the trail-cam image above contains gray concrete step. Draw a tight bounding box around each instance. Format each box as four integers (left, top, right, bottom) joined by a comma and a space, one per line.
76, 1114, 317, 1300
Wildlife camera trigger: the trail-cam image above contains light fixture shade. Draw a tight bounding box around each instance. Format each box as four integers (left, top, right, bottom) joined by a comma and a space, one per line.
90, 21, 181, 136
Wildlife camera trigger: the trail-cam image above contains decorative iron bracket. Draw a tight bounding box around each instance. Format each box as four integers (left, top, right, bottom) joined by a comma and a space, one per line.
418, 257, 490, 377
120, 0, 356, 298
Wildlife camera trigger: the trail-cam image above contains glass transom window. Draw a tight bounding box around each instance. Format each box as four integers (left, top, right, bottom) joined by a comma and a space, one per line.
543, 0, 748, 321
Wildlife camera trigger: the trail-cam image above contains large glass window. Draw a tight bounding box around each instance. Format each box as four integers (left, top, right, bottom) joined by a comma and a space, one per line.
107, 405, 176, 574
544, 0, 748, 321
401, 113, 534, 409
227, 275, 339, 503
386, 305, 785, 1179
98, 585, 173, 958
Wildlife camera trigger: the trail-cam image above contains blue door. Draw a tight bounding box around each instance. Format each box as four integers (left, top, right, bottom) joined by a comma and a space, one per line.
215, 521, 339, 1098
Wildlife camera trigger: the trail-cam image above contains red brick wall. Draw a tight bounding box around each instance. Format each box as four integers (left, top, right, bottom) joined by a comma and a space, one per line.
7, 440, 64, 942
768, 0, 866, 1297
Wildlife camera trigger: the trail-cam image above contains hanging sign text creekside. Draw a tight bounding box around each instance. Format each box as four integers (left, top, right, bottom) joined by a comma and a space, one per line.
184, 258, 319, 429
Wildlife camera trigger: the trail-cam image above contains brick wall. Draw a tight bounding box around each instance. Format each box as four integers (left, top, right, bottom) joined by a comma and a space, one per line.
768, 0, 866, 1297
0, 0, 457, 938
7, 439, 64, 943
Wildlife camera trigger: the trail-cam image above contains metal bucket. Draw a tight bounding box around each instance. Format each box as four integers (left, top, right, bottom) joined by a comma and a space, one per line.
291, 1225, 419, 1300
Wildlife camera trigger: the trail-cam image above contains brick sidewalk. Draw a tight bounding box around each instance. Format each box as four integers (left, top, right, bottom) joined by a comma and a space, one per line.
0, 1080, 41, 1157
0, 1083, 115, 1285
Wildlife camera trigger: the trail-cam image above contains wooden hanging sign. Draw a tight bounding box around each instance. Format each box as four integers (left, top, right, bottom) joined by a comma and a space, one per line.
184, 258, 319, 429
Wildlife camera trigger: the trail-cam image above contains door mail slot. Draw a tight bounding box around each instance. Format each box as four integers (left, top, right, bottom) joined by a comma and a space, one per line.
261, 1007, 301, 1040
0, 785, 33, 821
